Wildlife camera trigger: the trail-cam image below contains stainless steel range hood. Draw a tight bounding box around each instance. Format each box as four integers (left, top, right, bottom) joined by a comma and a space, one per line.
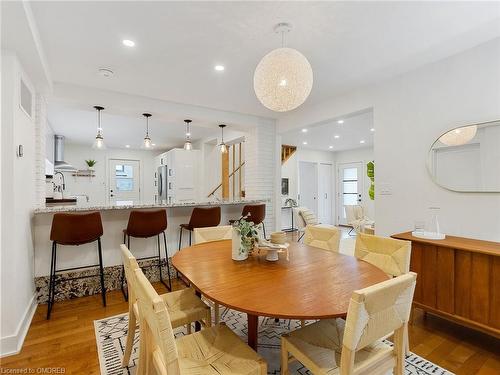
54, 135, 77, 172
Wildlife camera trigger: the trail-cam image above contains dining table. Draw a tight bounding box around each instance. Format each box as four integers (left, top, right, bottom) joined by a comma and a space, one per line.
172, 239, 389, 350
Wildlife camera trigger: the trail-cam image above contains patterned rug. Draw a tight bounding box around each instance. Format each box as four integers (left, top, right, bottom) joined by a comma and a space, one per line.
94, 308, 454, 375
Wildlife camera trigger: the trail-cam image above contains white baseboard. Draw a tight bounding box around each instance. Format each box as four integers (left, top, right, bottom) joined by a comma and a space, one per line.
0, 293, 38, 357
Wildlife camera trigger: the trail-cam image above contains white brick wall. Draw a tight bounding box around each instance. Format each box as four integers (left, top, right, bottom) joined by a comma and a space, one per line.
34, 94, 47, 208
245, 122, 277, 233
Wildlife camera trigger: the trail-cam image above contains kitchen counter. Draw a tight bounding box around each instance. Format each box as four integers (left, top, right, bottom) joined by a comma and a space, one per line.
32, 199, 269, 280
33, 199, 264, 214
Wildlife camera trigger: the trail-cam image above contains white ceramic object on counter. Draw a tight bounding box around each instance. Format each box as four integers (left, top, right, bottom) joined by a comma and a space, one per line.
411, 231, 446, 240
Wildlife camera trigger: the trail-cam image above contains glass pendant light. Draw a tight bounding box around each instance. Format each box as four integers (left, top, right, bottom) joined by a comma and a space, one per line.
92, 106, 106, 149
183, 119, 193, 150
142, 113, 152, 148
218, 124, 228, 153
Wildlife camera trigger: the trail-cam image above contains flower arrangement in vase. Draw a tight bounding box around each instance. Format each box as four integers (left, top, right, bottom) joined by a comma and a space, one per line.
231, 213, 260, 261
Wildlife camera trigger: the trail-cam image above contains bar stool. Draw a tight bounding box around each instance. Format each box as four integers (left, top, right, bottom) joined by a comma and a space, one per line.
230, 204, 267, 238
121, 209, 172, 300
178, 206, 221, 250
47, 211, 105, 319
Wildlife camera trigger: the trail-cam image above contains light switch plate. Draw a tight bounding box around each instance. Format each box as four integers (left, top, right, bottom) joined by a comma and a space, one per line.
379, 183, 393, 195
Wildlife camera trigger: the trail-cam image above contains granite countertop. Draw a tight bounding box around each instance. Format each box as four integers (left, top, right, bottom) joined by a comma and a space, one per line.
33, 199, 267, 214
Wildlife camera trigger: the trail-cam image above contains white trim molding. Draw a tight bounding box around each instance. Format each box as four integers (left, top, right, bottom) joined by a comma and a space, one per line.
0, 294, 38, 357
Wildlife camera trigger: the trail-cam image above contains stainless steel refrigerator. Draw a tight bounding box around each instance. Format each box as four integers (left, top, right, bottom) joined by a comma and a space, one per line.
157, 165, 168, 203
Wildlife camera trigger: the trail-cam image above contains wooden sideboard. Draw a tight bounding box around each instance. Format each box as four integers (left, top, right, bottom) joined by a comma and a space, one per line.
392, 231, 500, 338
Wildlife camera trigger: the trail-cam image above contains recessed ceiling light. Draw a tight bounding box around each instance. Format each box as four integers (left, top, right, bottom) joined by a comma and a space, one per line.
214, 65, 225, 71
122, 39, 135, 47
152, 143, 156, 146
302, 141, 308, 145
370, 128, 375, 132
360, 140, 366, 144
125, 145, 130, 148
334, 135, 340, 139
301, 128, 308, 133
329, 145, 333, 149
337, 120, 344, 124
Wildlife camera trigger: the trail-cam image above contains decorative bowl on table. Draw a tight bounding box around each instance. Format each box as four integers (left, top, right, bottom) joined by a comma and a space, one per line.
257, 238, 290, 261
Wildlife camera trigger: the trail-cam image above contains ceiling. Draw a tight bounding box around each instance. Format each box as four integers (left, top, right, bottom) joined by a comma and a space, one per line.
281, 110, 373, 152
48, 103, 245, 150
30, 1, 500, 118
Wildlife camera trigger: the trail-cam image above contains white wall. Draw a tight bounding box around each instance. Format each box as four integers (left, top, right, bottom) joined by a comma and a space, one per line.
1, 53, 38, 356
334, 147, 375, 221
281, 148, 335, 228
58, 143, 157, 205
278, 38, 500, 241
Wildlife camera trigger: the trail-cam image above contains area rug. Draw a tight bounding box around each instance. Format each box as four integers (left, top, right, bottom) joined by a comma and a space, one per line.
94, 308, 454, 375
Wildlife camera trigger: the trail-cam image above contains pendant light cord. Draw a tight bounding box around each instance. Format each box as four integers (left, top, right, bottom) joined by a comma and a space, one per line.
146, 116, 149, 136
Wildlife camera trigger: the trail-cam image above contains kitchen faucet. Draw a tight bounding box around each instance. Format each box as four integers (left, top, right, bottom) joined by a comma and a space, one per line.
54, 171, 65, 190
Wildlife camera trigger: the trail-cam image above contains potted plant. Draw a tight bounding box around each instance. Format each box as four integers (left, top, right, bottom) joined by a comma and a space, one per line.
367, 161, 374, 200
231, 213, 260, 261
85, 159, 97, 171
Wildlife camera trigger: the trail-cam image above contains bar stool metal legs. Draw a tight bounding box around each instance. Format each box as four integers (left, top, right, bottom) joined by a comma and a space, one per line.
178, 227, 192, 251
47, 239, 106, 320
97, 238, 107, 307
121, 230, 172, 301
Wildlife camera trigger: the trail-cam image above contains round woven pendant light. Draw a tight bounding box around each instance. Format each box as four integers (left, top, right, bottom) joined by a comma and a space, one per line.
439, 125, 477, 146
254, 23, 313, 112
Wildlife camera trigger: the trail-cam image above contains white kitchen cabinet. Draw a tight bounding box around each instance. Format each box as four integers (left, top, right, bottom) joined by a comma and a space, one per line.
156, 149, 200, 203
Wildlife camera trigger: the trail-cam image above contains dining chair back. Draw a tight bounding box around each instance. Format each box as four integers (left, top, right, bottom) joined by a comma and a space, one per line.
281, 272, 417, 375
304, 225, 341, 252
194, 225, 233, 244
340, 272, 417, 374
120, 245, 140, 305
354, 233, 411, 277
193, 224, 233, 324
134, 267, 181, 375
134, 266, 266, 375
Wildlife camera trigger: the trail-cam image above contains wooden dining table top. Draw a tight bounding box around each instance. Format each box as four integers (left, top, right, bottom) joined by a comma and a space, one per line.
172, 239, 389, 320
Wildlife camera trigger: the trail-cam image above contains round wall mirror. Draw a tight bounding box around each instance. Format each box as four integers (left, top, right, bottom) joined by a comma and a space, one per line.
427, 120, 500, 192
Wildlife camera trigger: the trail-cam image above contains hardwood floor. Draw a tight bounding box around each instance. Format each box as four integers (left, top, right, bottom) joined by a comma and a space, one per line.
1, 279, 498, 374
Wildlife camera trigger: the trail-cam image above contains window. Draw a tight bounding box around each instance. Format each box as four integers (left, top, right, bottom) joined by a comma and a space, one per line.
343, 167, 359, 214
115, 164, 134, 191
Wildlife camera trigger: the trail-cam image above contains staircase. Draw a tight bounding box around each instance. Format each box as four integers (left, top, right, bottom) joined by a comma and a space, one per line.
208, 141, 245, 199
281, 145, 297, 164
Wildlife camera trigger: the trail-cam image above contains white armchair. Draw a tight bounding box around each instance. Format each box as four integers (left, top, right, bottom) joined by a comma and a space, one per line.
345, 204, 373, 236
292, 207, 318, 241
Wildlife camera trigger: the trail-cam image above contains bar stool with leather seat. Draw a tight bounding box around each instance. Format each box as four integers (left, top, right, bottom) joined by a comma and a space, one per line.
178, 206, 221, 250
229, 203, 266, 238
47, 211, 106, 319
121, 209, 172, 300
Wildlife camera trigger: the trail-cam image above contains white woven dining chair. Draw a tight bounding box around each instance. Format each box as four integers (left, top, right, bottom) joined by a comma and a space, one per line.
193, 225, 233, 324
281, 272, 417, 375
120, 245, 211, 368
134, 267, 267, 375
304, 225, 341, 252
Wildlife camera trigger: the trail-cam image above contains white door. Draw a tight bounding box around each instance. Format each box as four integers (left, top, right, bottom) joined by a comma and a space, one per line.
318, 163, 333, 224
298, 161, 318, 216
109, 159, 141, 204
337, 162, 363, 225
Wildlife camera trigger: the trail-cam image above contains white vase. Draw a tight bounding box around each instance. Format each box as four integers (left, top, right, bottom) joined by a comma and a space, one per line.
232, 228, 248, 261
